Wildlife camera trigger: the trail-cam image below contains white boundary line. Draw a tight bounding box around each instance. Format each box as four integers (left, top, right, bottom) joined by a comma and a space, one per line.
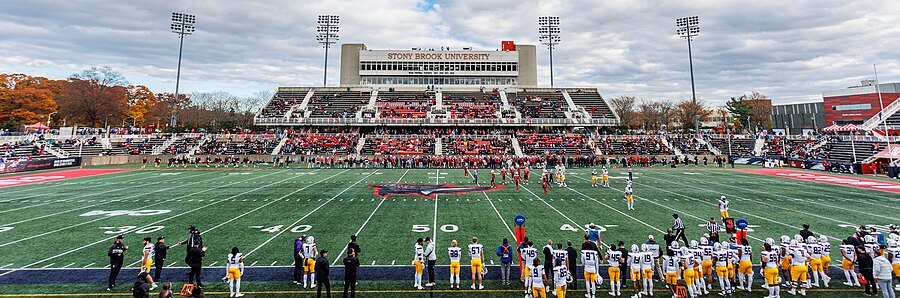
0, 171, 217, 226
563, 182, 664, 234
4, 170, 292, 272
0, 170, 274, 247
0, 169, 148, 196
331, 169, 409, 265
244, 170, 378, 257
432, 169, 439, 244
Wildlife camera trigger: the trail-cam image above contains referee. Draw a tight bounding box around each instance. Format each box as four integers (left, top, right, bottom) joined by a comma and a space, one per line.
671, 214, 688, 246
706, 217, 720, 243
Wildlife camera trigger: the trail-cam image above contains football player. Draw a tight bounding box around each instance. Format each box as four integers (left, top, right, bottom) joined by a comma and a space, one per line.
140, 237, 158, 290
501, 167, 508, 185
645, 235, 661, 282
682, 246, 700, 298
302, 235, 318, 288
806, 236, 830, 287
786, 239, 810, 296
591, 169, 598, 187
583, 245, 600, 298
718, 196, 729, 220
601, 167, 610, 188
624, 184, 634, 211
448, 240, 462, 289
736, 238, 753, 291
819, 235, 832, 279
887, 235, 900, 291
713, 242, 733, 296
726, 240, 739, 288
689, 240, 708, 295
761, 240, 780, 298
490, 170, 497, 188
521, 241, 538, 294
413, 238, 425, 290
542, 169, 550, 194
628, 244, 643, 297
662, 253, 679, 297
225, 247, 245, 298
553, 256, 570, 298
839, 239, 859, 287
530, 258, 548, 298
700, 237, 715, 292
513, 171, 521, 192
606, 244, 623, 296
469, 237, 484, 290
523, 166, 531, 185
640, 244, 654, 296
779, 235, 793, 287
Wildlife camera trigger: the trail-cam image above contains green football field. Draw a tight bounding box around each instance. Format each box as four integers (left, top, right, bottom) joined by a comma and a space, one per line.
0, 165, 898, 297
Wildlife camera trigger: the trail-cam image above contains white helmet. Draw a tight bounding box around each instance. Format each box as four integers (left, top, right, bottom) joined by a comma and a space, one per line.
865, 235, 876, 244
720, 195, 727, 200
794, 235, 803, 242
648, 235, 655, 241
765, 238, 775, 246
807, 236, 816, 244
306, 235, 315, 244
700, 237, 709, 246
790, 239, 798, 247
690, 240, 699, 249
780, 235, 791, 244
720, 241, 730, 249
631, 244, 640, 253
680, 247, 690, 255
889, 233, 900, 242
887, 239, 898, 248
641, 243, 649, 252
670, 241, 680, 250
714, 242, 722, 250
819, 235, 828, 244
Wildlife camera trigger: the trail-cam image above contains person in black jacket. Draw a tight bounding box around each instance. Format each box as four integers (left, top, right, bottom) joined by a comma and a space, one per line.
132, 272, 150, 298
177, 226, 203, 263
343, 250, 359, 298
187, 243, 207, 288
153, 236, 170, 281
565, 240, 578, 289
316, 250, 331, 298
542, 239, 554, 286
857, 245, 876, 296
108, 235, 129, 291
617, 241, 629, 283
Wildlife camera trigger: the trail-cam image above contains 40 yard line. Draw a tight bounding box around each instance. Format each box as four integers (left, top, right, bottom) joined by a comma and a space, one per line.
332, 169, 409, 265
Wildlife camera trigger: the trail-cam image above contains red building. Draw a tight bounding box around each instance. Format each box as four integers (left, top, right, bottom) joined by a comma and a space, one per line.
822, 80, 900, 125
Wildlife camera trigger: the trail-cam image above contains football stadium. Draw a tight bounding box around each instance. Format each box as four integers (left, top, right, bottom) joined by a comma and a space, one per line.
3, 2, 900, 298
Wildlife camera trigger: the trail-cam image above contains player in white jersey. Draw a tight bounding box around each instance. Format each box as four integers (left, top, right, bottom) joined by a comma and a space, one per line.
806, 236, 830, 287
712, 242, 733, 296
468, 237, 485, 290
413, 238, 425, 289
682, 247, 700, 298
886, 237, 900, 291
726, 241, 739, 287
735, 239, 753, 291
591, 169, 599, 187
553, 259, 570, 298
139, 237, 158, 290
700, 237, 715, 291
606, 244, 623, 296
662, 254, 680, 297
628, 245, 643, 297
624, 185, 634, 211
718, 196, 729, 219
689, 240, 709, 295
582, 249, 601, 298
448, 240, 462, 289
302, 235, 318, 288
530, 258, 549, 298
838, 239, 860, 287
521, 241, 538, 294
761, 240, 781, 298
225, 247, 245, 297
553, 243, 569, 271
864, 235, 879, 258
601, 168, 610, 188
639, 244, 655, 296
786, 240, 810, 296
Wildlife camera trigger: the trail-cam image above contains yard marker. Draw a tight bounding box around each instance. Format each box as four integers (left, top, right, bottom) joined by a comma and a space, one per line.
250, 261, 258, 267
41, 263, 54, 268
0, 263, 12, 269
371, 261, 376, 265
208, 261, 217, 267
271, 261, 277, 266
61, 262, 75, 268
81, 263, 94, 268
391, 260, 396, 265
332, 169, 409, 265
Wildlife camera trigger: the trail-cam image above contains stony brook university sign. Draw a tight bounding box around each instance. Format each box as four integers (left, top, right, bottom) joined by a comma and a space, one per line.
368, 183, 504, 198
386, 52, 493, 61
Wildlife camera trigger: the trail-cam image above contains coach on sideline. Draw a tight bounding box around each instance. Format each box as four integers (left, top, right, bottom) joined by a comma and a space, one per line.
107, 234, 128, 291
153, 236, 170, 281
176, 226, 202, 264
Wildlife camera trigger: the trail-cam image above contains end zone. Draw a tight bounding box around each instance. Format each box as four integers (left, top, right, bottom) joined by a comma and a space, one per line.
738, 168, 900, 194
0, 169, 130, 189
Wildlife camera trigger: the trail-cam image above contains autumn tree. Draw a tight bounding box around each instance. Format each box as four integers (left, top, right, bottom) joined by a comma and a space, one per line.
0, 74, 60, 130
673, 99, 712, 131
637, 99, 674, 131
57, 67, 129, 127
609, 95, 637, 129
124, 85, 157, 126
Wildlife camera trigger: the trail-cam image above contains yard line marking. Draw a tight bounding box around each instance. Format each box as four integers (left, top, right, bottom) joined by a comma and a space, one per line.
40, 263, 55, 268
82, 263, 95, 268
520, 185, 588, 236
433, 169, 439, 244
126, 260, 141, 268
209, 261, 218, 267
332, 169, 408, 266
0, 263, 12, 269
167, 262, 177, 267
563, 185, 664, 234
245, 170, 375, 257
482, 191, 516, 240
271, 261, 277, 266
638, 172, 844, 241
250, 261, 258, 267
0, 171, 217, 226
7, 170, 292, 271
0, 171, 263, 247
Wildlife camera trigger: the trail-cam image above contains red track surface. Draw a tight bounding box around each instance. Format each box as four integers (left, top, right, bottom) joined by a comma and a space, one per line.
738, 168, 900, 194
0, 169, 129, 188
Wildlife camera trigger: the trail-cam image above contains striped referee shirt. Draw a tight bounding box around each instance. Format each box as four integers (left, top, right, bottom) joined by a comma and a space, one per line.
673, 218, 685, 230
707, 221, 719, 234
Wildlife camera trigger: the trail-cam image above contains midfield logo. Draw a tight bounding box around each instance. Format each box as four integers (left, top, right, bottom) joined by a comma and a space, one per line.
368, 183, 504, 198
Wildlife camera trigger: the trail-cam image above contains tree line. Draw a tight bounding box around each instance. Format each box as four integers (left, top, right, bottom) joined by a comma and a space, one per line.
609, 91, 773, 133
0, 67, 270, 132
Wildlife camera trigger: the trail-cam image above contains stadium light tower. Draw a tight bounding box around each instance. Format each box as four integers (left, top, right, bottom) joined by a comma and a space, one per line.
538, 16, 561, 87
170, 12, 196, 128
676, 16, 700, 104
317, 15, 340, 86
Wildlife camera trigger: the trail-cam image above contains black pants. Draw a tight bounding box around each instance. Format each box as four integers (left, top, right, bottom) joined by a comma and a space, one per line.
861, 271, 876, 294
619, 265, 628, 282
294, 256, 304, 282
153, 258, 165, 281
188, 264, 203, 287
674, 229, 689, 245
108, 262, 122, 288
427, 260, 436, 283
343, 276, 356, 298
544, 262, 554, 285
317, 278, 331, 298
570, 265, 578, 288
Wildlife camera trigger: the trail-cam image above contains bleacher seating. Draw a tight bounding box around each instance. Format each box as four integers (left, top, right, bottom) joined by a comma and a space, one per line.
707, 136, 756, 156
1, 140, 48, 159
510, 90, 567, 118
376, 89, 434, 119
518, 134, 592, 155
259, 89, 308, 118
307, 90, 369, 118
362, 136, 434, 155
567, 89, 614, 118
196, 135, 280, 155
443, 135, 513, 155
669, 135, 713, 155
442, 91, 500, 119
280, 133, 360, 155
595, 136, 672, 155
823, 138, 888, 162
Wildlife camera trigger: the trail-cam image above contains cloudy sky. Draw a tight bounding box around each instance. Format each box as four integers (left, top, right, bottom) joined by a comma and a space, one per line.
2, 0, 898, 106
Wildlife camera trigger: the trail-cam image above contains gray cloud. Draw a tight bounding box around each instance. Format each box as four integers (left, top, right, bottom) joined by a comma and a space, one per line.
1, 0, 898, 106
